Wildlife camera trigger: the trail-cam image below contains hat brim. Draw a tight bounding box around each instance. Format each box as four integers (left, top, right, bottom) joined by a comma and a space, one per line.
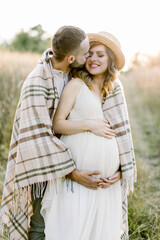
87, 33, 125, 70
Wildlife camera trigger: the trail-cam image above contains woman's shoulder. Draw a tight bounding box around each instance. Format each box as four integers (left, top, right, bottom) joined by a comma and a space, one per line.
62, 78, 84, 97
65, 78, 84, 91
68, 78, 84, 86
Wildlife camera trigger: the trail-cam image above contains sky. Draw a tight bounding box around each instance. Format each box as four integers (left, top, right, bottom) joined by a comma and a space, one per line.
0, 0, 160, 68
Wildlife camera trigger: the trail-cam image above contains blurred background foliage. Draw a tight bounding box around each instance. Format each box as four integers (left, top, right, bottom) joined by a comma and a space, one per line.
0, 24, 50, 53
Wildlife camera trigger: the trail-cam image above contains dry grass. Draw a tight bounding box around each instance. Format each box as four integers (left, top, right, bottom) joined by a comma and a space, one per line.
121, 67, 160, 159
0, 50, 40, 74
120, 68, 160, 239
127, 66, 160, 90
0, 50, 40, 165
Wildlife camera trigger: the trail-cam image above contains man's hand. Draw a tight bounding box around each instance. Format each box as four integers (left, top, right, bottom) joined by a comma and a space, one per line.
98, 171, 122, 188
67, 169, 103, 190
88, 119, 115, 139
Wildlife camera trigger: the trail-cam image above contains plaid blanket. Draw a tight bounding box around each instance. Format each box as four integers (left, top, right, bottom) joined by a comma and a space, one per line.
0, 50, 76, 239
0, 49, 136, 239
102, 79, 137, 238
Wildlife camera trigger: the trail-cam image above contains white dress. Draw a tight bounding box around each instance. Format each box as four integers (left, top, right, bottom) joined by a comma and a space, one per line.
41, 83, 122, 240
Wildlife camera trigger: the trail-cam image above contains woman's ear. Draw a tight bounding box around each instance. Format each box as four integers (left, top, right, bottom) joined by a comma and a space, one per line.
67, 55, 75, 64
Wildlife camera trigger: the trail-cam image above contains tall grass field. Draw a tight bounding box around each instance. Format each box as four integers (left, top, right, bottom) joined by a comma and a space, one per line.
0, 50, 160, 239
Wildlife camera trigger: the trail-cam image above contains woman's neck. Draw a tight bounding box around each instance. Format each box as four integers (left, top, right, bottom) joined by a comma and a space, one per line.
92, 75, 105, 90
91, 76, 105, 100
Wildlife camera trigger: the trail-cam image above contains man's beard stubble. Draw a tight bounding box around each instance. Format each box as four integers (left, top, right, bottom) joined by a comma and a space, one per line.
69, 59, 85, 69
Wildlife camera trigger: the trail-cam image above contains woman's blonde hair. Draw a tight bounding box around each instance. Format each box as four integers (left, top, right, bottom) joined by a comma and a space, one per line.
71, 42, 119, 99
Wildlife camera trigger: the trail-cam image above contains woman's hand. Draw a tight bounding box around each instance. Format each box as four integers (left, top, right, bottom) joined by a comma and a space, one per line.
88, 119, 115, 139
98, 171, 122, 188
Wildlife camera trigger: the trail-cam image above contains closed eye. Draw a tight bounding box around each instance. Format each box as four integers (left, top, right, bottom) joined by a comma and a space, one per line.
88, 51, 93, 57
98, 54, 104, 57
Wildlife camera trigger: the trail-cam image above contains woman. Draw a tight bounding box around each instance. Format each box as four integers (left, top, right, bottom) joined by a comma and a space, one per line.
41, 32, 136, 240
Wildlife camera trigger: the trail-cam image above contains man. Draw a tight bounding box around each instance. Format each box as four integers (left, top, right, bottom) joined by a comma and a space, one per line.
0, 26, 120, 240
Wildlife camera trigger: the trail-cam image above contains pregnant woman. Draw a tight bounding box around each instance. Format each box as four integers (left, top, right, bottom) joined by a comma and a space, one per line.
41, 31, 136, 240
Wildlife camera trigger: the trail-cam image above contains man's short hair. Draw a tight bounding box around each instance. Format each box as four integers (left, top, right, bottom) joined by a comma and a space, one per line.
52, 26, 86, 61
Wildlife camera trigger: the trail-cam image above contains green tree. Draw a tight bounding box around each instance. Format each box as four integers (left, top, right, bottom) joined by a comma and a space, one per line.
11, 31, 31, 51
10, 24, 50, 53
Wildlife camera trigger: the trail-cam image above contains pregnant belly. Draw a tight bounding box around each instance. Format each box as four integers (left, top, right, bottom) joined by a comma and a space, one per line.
61, 132, 120, 178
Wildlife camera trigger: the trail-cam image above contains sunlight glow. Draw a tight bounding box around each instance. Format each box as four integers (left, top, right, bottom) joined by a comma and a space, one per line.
0, 0, 160, 68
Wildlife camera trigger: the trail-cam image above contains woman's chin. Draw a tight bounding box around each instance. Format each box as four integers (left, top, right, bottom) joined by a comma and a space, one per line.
88, 69, 100, 75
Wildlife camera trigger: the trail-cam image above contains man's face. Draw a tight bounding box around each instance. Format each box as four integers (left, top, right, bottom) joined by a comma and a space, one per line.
70, 37, 90, 69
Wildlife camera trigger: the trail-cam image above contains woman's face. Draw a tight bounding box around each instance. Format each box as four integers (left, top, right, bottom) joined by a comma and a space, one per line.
85, 44, 109, 77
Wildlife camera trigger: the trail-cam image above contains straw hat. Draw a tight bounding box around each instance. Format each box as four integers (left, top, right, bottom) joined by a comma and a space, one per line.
87, 32, 125, 70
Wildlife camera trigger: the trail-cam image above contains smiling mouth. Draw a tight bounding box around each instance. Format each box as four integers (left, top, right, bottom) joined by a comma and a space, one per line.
90, 64, 99, 69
